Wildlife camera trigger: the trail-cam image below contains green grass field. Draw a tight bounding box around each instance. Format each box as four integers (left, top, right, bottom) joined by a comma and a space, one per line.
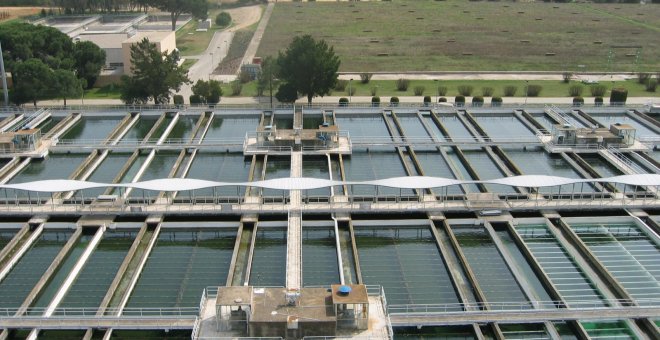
257, 0, 660, 72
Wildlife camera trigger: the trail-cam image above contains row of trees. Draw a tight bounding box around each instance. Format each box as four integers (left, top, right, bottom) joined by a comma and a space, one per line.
0, 22, 105, 105
119, 34, 341, 106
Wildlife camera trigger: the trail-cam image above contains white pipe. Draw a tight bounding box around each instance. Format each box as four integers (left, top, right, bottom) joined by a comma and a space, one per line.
332, 215, 345, 285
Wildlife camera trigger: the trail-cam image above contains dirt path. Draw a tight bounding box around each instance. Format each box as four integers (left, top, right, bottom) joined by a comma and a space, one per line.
226, 5, 262, 32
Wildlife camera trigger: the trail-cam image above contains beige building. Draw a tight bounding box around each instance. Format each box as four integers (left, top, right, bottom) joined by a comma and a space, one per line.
122, 31, 177, 75
78, 31, 176, 77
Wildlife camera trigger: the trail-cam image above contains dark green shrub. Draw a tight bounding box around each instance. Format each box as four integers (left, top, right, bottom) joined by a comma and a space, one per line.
572, 96, 584, 106
347, 86, 356, 96
413, 86, 425, 96
481, 87, 494, 97
594, 97, 603, 106
40, 8, 47, 17
457, 85, 474, 96
590, 85, 607, 97
503, 85, 517, 97
491, 97, 503, 107
395, 78, 410, 91
455, 95, 465, 107
334, 80, 348, 91
438, 97, 447, 103
215, 12, 231, 27
390, 96, 399, 107
645, 78, 657, 92
370, 86, 378, 96
230, 80, 243, 96
360, 73, 372, 84
610, 88, 628, 105
437, 86, 447, 96
638, 72, 651, 84
472, 96, 484, 107
526, 85, 542, 97
372, 96, 381, 107
562, 72, 572, 83
423, 96, 431, 106
173, 95, 184, 106
339, 97, 349, 107
189, 94, 203, 105
238, 71, 252, 84
569, 85, 583, 97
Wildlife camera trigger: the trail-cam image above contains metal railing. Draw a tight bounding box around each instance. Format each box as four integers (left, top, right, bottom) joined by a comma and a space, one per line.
604, 146, 647, 174
386, 298, 660, 315
0, 307, 199, 317
52, 137, 245, 149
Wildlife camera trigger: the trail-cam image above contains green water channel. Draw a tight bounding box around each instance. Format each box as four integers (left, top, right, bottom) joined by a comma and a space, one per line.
354, 225, 460, 306
128, 152, 179, 198
30, 233, 93, 310
203, 115, 259, 140
413, 152, 464, 195
0, 226, 74, 309
274, 115, 293, 129
437, 114, 474, 140
60, 116, 123, 141
473, 114, 536, 139
335, 114, 390, 137
444, 148, 481, 193
423, 115, 447, 141
499, 324, 550, 339
119, 115, 159, 143
262, 156, 290, 197
581, 321, 636, 339
302, 156, 330, 197
494, 227, 553, 302
9, 154, 89, 184
461, 150, 516, 194
451, 225, 530, 305
343, 148, 411, 196
394, 325, 475, 339
127, 228, 236, 308
302, 227, 339, 286
80, 152, 133, 197
165, 115, 197, 141
249, 228, 287, 287
515, 224, 607, 307
570, 221, 660, 303
56, 228, 138, 310
579, 154, 623, 178
530, 113, 560, 131
303, 114, 324, 129
0, 223, 22, 251
505, 147, 595, 193
182, 152, 250, 197
36, 116, 63, 134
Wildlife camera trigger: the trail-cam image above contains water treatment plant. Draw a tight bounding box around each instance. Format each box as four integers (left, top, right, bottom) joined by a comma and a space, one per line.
0, 104, 658, 339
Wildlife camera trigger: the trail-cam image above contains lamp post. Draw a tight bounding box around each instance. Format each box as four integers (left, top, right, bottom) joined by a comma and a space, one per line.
434, 79, 439, 105
524, 80, 529, 106
210, 52, 214, 80
349, 78, 353, 103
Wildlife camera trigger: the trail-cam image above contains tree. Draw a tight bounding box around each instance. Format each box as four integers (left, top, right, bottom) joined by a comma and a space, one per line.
276, 35, 340, 104
191, 79, 223, 104
149, 0, 208, 31
120, 38, 190, 104
275, 82, 298, 104
12, 59, 54, 106
256, 56, 279, 98
73, 41, 106, 89
52, 69, 83, 106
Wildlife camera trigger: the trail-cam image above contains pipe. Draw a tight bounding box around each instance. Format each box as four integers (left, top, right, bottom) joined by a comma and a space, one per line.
331, 215, 345, 285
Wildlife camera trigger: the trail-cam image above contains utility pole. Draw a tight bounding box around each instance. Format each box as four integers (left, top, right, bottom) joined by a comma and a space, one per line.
269, 67, 273, 109
0, 42, 8, 107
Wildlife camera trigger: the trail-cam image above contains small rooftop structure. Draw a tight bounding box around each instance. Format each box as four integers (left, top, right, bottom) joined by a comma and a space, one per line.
214, 285, 369, 339
0, 129, 42, 154
552, 123, 636, 148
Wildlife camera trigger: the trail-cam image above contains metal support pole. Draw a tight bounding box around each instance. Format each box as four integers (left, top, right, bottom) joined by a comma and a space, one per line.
0, 42, 8, 106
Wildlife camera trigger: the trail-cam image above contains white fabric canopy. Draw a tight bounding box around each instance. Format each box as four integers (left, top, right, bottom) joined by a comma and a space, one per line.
0, 174, 658, 193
